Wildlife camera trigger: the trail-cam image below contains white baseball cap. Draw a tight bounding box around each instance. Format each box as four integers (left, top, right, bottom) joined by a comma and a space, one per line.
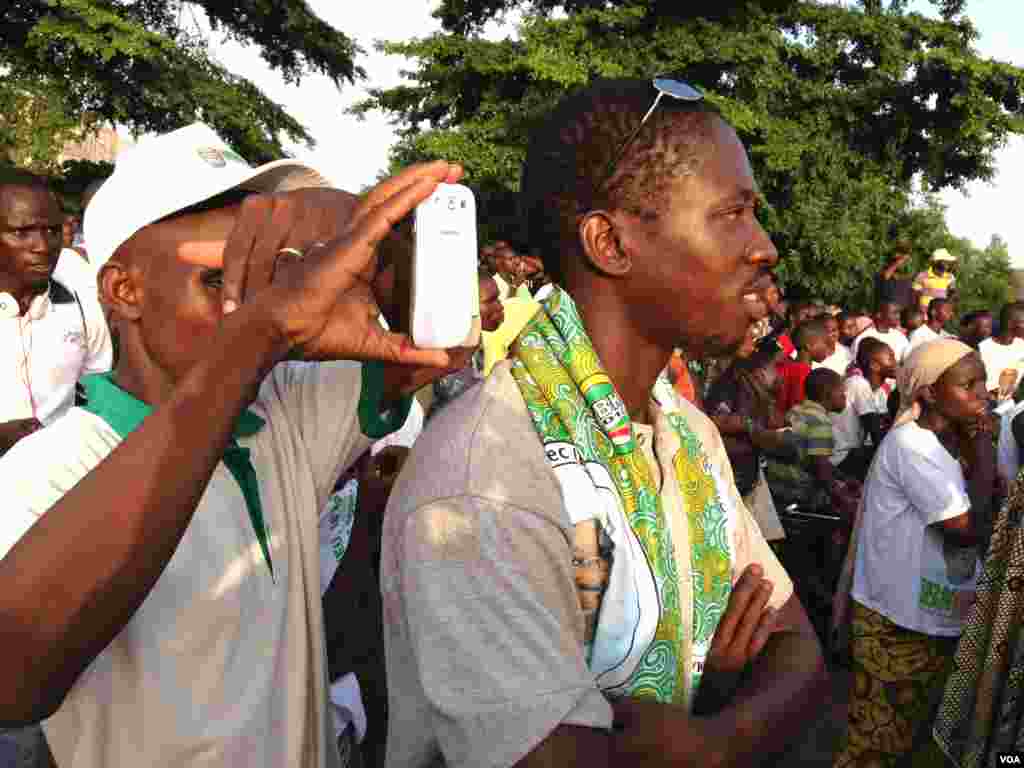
931, 248, 957, 262
84, 123, 331, 268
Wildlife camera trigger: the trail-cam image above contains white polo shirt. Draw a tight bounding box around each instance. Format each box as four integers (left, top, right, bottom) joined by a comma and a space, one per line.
0, 360, 410, 768
0, 280, 112, 425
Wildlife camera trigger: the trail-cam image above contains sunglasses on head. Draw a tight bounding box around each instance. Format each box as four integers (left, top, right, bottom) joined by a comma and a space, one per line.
598, 78, 705, 190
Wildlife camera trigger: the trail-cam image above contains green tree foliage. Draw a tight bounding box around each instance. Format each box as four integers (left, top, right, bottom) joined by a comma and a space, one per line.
955, 234, 1013, 317
359, 0, 1023, 307
0, 0, 363, 169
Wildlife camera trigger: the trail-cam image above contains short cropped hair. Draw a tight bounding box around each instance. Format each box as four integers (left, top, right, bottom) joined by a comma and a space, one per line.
0, 167, 51, 194
805, 368, 842, 404
927, 298, 950, 321
519, 79, 722, 284
961, 309, 991, 327
856, 337, 888, 373
792, 317, 829, 350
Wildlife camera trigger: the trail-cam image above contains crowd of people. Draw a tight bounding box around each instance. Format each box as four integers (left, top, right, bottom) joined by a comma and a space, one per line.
1, 77, 1023, 768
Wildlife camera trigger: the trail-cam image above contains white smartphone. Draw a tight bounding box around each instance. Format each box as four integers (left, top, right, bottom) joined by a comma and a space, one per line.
410, 183, 480, 349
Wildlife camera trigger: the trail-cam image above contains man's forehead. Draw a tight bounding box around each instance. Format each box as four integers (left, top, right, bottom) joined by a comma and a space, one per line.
674, 120, 758, 203
124, 203, 240, 269
0, 184, 60, 218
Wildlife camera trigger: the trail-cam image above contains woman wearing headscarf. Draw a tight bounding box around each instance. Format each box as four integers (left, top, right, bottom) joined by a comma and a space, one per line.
834, 339, 996, 768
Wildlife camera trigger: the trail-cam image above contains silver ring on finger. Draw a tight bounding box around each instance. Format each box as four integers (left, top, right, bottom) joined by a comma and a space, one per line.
276, 246, 305, 260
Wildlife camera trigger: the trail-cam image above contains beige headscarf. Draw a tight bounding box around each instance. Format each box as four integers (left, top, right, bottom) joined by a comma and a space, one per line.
894, 338, 974, 426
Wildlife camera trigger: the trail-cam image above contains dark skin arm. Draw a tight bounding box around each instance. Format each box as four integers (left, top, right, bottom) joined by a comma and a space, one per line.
0, 163, 462, 726
936, 429, 996, 549
516, 571, 828, 768
0, 418, 42, 456
0, 310, 289, 725
709, 414, 792, 456
879, 253, 909, 281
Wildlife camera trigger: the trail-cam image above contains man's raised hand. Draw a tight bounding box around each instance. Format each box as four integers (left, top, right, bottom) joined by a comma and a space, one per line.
221, 161, 463, 367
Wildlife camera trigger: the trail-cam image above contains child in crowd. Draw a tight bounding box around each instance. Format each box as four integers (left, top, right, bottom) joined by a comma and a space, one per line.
776, 299, 819, 359
777, 317, 832, 420
980, 302, 1024, 402
817, 313, 853, 376
960, 309, 993, 349
852, 300, 909, 363
831, 338, 897, 481
764, 368, 861, 519
905, 298, 954, 360
902, 306, 925, 336
837, 311, 861, 348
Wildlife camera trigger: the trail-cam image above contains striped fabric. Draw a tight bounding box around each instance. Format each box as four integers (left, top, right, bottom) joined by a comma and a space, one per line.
764, 399, 834, 507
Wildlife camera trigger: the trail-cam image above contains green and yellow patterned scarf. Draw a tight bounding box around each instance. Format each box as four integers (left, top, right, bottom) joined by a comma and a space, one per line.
510, 287, 733, 706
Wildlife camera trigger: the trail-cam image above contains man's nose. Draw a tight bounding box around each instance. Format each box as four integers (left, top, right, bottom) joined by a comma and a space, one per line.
750, 225, 779, 269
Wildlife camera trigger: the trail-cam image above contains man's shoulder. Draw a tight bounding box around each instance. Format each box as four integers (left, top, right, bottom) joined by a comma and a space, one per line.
1, 409, 119, 509
390, 362, 561, 518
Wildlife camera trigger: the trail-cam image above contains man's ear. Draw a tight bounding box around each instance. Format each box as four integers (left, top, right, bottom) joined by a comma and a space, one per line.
578, 210, 631, 278
98, 258, 143, 323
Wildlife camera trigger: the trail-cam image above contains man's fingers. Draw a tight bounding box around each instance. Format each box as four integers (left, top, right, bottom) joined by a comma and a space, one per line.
221, 195, 274, 314
749, 606, 777, 657
715, 564, 765, 642
371, 330, 454, 368
329, 177, 442, 285
357, 161, 459, 221
731, 579, 773, 655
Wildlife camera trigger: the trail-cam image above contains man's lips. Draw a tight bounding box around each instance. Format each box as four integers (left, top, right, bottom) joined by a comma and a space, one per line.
741, 275, 774, 306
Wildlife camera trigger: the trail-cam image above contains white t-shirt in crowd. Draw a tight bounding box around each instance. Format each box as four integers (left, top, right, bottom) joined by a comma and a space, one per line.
0, 361, 391, 768
851, 327, 908, 366
852, 422, 978, 637
979, 337, 1024, 394
905, 325, 938, 358
0, 281, 112, 425
905, 325, 955, 361
830, 375, 889, 465
814, 344, 852, 376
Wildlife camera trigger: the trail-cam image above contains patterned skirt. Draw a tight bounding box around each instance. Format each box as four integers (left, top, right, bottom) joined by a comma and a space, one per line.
834, 602, 957, 768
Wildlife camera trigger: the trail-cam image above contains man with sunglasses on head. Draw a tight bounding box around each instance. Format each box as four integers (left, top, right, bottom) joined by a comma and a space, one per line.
0, 123, 487, 768
382, 78, 828, 768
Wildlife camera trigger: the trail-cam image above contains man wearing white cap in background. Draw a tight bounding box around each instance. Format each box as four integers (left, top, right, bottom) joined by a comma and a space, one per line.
0, 122, 477, 768
913, 247, 957, 312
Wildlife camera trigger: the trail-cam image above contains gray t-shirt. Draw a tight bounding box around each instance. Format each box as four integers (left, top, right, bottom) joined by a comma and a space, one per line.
382, 363, 793, 768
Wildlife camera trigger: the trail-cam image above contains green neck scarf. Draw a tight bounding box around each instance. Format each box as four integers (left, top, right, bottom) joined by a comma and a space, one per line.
510, 287, 733, 706
79, 373, 274, 579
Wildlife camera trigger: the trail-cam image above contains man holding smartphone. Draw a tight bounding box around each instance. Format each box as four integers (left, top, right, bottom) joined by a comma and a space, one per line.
382, 79, 828, 768
0, 123, 474, 768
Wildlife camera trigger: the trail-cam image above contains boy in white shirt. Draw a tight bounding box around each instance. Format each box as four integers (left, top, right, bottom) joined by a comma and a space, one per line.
979, 302, 1024, 400
831, 338, 897, 480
